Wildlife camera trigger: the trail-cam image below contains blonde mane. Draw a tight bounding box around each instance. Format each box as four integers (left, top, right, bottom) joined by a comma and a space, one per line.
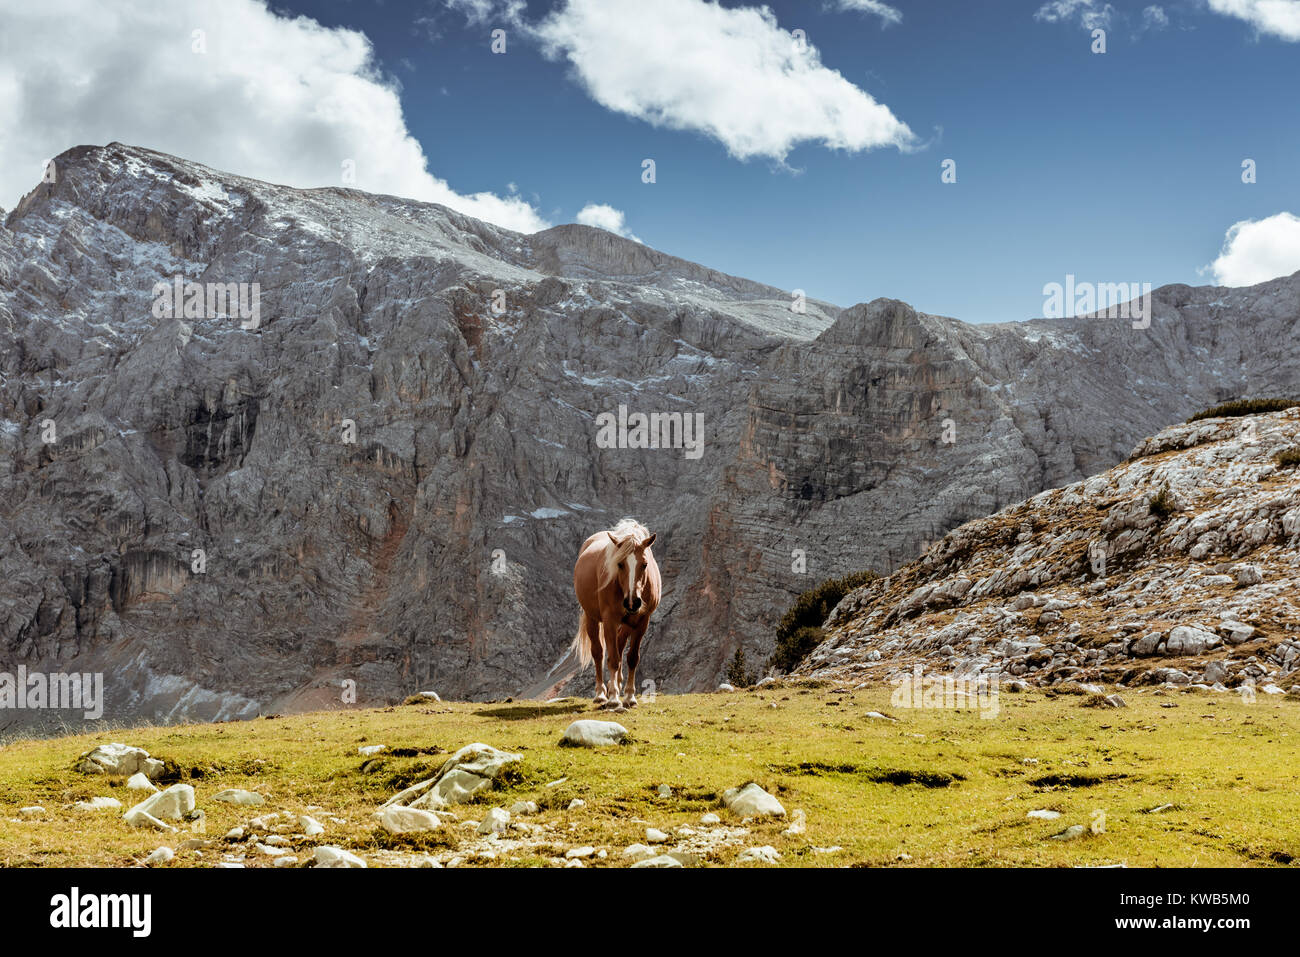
600, 518, 652, 586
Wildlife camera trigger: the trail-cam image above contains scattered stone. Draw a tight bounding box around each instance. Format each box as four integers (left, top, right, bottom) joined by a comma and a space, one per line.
314, 846, 367, 868
737, 846, 781, 864
1047, 825, 1087, 841
1234, 564, 1264, 586
631, 854, 683, 868
622, 843, 656, 861
380, 743, 522, 810
645, 827, 669, 844
657, 784, 672, 798
124, 784, 194, 826
478, 807, 511, 835
224, 826, 246, 841
212, 789, 265, 806
144, 847, 174, 865
73, 796, 122, 811
272, 856, 297, 868
381, 806, 441, 834
812, 846, 843, 854
559, 720, 630, 748
19, 806, 45, 818
721, 783, 785, 818
126, 772, 157, 792
567, 799, 586, 810
1104, 694, 1127, 708
416, 691, 441, 701
298, 815, 325, 837
1027, 809, 1061, 820
565, 846, 596, 859
255, 843, 289, 857
782, 809, 807, 836
717, 683, 736, 692
358, 745, 386, 756
508, 801, 539, 815
699, 812, 721, 825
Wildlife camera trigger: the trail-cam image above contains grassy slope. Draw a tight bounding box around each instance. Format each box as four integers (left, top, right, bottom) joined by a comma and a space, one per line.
1, 682, 1297, 867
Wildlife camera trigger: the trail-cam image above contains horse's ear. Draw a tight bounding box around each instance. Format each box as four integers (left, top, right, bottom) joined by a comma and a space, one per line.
642, 533, 656, 549
607, 532, 624, 547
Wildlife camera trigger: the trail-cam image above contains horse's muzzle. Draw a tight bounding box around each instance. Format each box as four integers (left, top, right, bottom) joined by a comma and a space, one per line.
624, 597, 643, 613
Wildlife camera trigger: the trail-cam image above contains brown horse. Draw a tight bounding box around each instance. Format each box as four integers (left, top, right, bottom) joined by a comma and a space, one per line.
571, 519, 660, 711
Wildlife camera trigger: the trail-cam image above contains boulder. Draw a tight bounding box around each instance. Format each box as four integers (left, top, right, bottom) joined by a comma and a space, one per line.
721, 782, 786, 818
381, 743, 522, 810
559, 720, 630, 748
124, 784, 194, 826
381, 806, 441, 834
314, 846, 367, 868
76, 743, 164, 779
126, 772, 157, 792
1166, 625, 1220, 656
737, 846, 781, 863
477, 807, 510, 835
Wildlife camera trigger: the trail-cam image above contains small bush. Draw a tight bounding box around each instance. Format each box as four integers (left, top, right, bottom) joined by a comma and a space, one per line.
1274, 447, 1300, 469
768, 569, 877, 673
1187, 398, 1298, 423
725, 646, 755, 688
1148, 485, 1175, 520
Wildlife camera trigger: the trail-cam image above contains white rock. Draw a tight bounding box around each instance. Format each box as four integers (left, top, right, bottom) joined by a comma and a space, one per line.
1027, 809, 1061, 820
622, 843, 656, 860
73, 796, 122, 811
314, 846, 367, 868
124, 784, 194, 826
478, 807, 510, 835
559, 720, 630, 748
256, 843, 289, 857
416, 691, 441, 701
272, 856, 297, 868
382, 743, 523, 810
381, 806, 441, 834
568, 799, 586, 810
738, 845, 781, 864
631, 854, 683, 868
358, 745, 386, 756
126, 772, 157, 792
508, 801, 538, 815
76, 743, 164, 779
782, 808, 807, 836
645, 827, 669, 844
19, 806, 45, 818
699, 812, 721, 825
865, 711, 897, 721
657, 784, 672, 798
145, 847, 174, 865
565, 846, 596, 859
1047, 825, 1087, 841
717, 683, 736, 692
1234, 564, 1263, 586
212, 788, 265, 806
298, 815, 325, 837
721, 783, 785, 818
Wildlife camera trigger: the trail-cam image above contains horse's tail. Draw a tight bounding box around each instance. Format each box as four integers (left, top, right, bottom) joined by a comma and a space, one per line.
571, 610, 594, 670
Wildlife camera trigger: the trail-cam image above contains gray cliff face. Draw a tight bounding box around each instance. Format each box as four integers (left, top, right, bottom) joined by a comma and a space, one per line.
0, 143, 1297, 728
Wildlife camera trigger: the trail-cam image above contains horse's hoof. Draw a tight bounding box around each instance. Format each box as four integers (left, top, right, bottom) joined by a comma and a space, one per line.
606, 701, 626, 713
593, 694, 608, 706
624, 696, 638, 708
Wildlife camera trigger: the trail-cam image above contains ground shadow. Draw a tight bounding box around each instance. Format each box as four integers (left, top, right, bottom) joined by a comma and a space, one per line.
472, 701, 589, 721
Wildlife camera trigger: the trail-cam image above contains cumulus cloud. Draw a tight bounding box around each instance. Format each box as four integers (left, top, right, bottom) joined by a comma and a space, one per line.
574, 203, 641, 242
1207, 0, 1300, 41
1034, 0, 1117, 30
0, 0, 549, 232
528, 0, 914, 162
831, 0, 903, 27
1208, 212, 1300, 286
1141, 5, 1170, 30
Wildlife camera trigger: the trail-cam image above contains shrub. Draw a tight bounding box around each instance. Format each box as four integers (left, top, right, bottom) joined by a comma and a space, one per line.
768, 569, 877, 673
725, 647, 755, 688
1274, 447, 1300, 469
1148, 485, 1175, 520
1187, 398, 1298, 423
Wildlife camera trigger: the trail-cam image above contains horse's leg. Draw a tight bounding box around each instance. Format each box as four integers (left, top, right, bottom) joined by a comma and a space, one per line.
624, 621, 648, 707
605, 625, 632, 710
588, 614, 608, 705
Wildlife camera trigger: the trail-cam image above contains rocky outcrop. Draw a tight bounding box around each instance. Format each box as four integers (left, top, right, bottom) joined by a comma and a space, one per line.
805, 409, 1300, 691
1, 142, 1299, 727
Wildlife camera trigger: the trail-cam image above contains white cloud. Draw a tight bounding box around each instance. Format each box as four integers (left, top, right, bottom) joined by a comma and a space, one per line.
831, 0, 903, 27
1034, 0, 1116, 30
1208, 212, 1300, 286
1207, 0, 1300, 41
1141, 5, 1170, 30
0, 0, 549, 232
574, 203, 641, 243
530, 0, 914, 162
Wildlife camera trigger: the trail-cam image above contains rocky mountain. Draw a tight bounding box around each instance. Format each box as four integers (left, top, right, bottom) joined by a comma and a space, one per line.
804, 408, 1300, 694
1, 142, 1298, 728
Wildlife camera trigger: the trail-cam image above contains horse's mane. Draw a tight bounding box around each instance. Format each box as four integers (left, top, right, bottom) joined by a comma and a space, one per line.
599, 518, 652, 586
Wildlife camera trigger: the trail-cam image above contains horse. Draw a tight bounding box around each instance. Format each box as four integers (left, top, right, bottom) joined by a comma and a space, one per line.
570, 518, 660, 711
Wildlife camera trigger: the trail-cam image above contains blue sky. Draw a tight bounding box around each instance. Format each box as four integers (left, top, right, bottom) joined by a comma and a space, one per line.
4, 0, 1299, 322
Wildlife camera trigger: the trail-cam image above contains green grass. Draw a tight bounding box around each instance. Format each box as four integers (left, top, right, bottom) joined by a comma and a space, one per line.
1, 683, 1297, 867
1187, 398, 1298, 422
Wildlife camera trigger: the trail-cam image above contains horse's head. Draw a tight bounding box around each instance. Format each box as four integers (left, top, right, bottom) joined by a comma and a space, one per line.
608, 529, 656, 614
